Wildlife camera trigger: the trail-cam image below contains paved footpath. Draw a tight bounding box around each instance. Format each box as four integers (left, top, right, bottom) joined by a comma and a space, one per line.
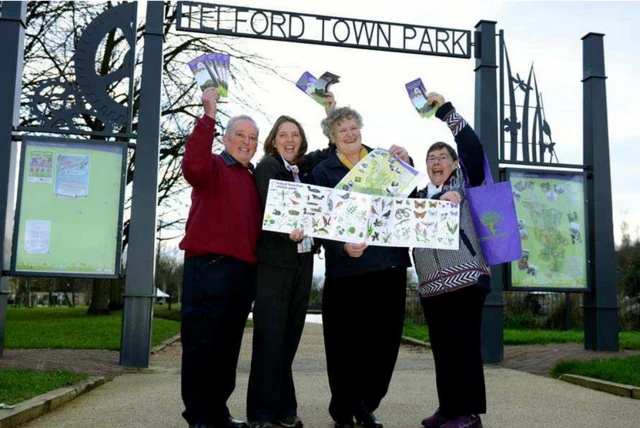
16, 324, 640, 428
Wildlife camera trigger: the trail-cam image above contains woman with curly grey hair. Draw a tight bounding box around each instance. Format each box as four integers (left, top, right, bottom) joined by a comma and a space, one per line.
309, 106, 412, 428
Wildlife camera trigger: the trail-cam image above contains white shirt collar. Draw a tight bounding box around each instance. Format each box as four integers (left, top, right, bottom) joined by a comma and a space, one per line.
426, 182, 443, 198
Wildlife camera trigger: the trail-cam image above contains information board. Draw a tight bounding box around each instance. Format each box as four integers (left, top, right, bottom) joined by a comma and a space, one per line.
11, 138, 126, 277
506, 169, 588, 291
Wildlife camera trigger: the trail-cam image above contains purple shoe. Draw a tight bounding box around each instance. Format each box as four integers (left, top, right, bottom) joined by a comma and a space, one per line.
421, 408, 447, 428
440, 415, 482, 428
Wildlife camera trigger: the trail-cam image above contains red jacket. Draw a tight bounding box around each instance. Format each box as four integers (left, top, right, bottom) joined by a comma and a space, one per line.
179, 115, 262, 264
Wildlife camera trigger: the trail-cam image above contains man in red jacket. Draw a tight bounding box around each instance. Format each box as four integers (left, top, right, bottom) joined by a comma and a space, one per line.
179, 88, 262, 428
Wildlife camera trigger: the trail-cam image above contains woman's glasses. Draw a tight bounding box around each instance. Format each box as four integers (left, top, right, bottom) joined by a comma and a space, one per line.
427, 154, 452, 164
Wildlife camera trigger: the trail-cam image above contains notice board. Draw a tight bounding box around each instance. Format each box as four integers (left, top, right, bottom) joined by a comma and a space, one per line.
506, 169, 588, 292
11, 138, 127, 278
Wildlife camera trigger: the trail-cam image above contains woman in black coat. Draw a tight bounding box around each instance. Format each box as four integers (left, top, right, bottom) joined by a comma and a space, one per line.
247, 91, 336, 428
247, 115, 315, 428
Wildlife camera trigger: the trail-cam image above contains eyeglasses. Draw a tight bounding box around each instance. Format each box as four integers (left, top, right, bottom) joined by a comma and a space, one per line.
427, 155, 452, 164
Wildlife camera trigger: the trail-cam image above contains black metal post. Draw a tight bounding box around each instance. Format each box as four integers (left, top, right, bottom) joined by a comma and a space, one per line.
564, 293, 572, 330
0, 1, 26, 357
474, 20, 503, 364
119, 1, 165, 368
582, 33, 619, 351
498, 29, 505, 161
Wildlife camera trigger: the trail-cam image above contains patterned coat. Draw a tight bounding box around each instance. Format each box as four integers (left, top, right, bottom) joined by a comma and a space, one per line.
413, 103, 491, 299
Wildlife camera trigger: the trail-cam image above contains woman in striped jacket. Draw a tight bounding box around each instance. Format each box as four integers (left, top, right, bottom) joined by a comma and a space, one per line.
413, 92, 490, 428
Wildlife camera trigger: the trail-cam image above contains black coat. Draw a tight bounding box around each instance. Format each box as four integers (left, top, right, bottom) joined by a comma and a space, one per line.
309, 145, 412, 278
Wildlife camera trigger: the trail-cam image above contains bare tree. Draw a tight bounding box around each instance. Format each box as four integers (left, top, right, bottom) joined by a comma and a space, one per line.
19, 1, 285, 313
155, 248, 184, 308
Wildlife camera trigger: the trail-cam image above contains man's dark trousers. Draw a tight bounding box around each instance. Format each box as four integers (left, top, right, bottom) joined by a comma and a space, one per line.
181, 254, 256, 426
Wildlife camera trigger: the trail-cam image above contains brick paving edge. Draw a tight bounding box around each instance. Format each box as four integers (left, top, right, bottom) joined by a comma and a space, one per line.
0, 376, 106, 428
150, 333, 181, 355
559, 374, 640, 400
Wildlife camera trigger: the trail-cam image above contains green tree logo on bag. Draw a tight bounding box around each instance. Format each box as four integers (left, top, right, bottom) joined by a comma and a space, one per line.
481, 210, 503, 235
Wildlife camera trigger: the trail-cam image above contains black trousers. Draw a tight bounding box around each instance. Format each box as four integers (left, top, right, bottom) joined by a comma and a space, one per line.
322, 268, 407, 423
181, 254, 256, 427
247, 256, 313, 422
422, 285, 488, 418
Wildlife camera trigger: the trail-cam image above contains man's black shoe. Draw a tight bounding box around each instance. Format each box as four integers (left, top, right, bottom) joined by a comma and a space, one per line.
225, 417, 249, 428
334, 421, 355, 428
354, 403, 383, 428
278, 416, 303, 428
248, 422, 276, 428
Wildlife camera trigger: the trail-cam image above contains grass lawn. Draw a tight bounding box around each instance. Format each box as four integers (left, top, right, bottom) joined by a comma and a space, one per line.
403, 322, 429, 343
504, 329, 640, 349
402, 322, 640, 350
552, 355, 640, 387
0, 368, 87, 405
503, 329, 584, 345
4, 306, 180, 351
153, 304, 181, 321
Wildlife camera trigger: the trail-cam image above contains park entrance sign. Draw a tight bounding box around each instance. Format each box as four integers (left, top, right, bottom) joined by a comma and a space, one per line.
176, 2, 472, 58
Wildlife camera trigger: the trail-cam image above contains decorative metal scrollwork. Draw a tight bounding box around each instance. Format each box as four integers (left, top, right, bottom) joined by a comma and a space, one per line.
23, 2, 137, 137
29, 78, 90, 131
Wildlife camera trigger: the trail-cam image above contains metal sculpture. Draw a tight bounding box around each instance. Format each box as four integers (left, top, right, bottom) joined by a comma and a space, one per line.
501, 37, 558, 164
20, 2, 137, 137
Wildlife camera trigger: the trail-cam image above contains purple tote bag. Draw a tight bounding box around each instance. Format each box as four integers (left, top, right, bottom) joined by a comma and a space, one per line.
461, 156, 522, 265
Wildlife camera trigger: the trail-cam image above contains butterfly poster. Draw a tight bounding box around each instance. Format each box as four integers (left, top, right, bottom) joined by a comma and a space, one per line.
263, 180, 459, 250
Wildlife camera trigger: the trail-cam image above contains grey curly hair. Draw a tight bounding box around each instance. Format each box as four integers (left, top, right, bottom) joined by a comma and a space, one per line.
320, 107, 363, 140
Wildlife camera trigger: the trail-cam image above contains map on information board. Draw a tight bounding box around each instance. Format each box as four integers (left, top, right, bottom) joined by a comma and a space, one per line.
508, 170, 587, 291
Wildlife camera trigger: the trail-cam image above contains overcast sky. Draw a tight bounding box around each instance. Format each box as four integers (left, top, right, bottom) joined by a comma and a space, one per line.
158, 0, 640, 274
